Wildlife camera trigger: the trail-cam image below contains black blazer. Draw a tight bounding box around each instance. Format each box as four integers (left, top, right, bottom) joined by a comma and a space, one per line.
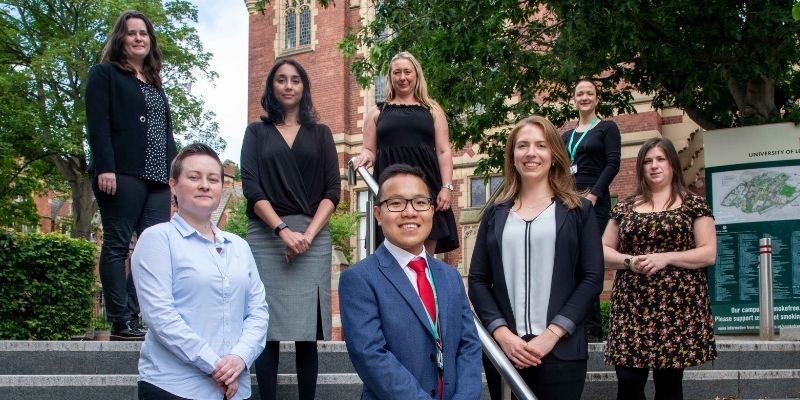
468, 197, 603, 360
85, 63, 176, 175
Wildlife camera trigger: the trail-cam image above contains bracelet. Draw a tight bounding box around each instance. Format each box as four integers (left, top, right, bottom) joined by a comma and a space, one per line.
547, 327, 563, 338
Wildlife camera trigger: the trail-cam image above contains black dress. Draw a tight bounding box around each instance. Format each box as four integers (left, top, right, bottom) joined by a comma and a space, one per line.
374, 103, 459, 253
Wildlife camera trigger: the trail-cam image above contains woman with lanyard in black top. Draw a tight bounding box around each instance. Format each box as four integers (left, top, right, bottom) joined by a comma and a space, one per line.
561, 78, 621, 343
241, 59, 341, 400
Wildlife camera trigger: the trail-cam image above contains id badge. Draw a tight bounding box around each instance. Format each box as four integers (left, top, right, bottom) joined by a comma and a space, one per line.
570, 164, 578, 174
436, 348, 444, 371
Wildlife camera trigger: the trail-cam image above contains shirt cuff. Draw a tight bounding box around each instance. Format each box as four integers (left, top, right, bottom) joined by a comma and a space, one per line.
197, 345, 221, 374
550, 315, 576, 336
487, 318, 508, 334
230, 343, 257, 368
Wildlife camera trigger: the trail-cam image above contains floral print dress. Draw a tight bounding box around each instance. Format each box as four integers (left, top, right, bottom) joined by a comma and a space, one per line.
604, 192, 717, 368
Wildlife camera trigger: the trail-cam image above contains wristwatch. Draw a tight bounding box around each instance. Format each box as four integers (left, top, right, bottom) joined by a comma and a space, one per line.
273, 222, 288, 237
623, 257, 632, 269
442, 183, 454, 191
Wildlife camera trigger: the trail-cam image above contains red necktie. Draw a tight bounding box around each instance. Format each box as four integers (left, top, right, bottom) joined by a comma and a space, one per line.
408, 257, 436, 324
408, 257, 444, 400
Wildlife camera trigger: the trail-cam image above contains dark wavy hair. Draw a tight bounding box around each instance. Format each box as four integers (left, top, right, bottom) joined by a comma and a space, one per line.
260, 59, 317, 124
100, 10, 163, 86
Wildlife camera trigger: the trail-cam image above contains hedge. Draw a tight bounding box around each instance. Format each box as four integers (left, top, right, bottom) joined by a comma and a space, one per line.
0, 230, 96, 340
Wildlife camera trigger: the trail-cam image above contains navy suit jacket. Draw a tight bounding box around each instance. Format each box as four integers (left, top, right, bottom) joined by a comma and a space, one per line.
468, 198, 603, 360
339, 244, 483, 400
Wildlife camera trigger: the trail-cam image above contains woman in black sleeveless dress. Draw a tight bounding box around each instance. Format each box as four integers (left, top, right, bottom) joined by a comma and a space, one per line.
352, 51, 458, 254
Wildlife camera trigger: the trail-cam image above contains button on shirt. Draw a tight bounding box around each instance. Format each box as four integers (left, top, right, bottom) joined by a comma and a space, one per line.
131, 214, 269, 400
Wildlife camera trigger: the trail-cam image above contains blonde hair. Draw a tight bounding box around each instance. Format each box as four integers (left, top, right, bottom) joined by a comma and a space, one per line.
494, 115, 582, 209
384, 51, 442, 115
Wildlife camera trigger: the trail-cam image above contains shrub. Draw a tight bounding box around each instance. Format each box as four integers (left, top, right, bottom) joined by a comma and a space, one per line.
224, 197, 249, 238
0, 230, 96, 339
328, 201, 359, 264
601, 300, 611, 338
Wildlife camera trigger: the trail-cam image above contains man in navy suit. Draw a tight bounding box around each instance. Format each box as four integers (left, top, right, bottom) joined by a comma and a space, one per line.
339, 164, 482, 400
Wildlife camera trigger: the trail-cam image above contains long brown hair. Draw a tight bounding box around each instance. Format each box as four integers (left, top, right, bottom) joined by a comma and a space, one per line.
494, 115, 581, 209
632, 137, 687, 209
100, 10, 163, 86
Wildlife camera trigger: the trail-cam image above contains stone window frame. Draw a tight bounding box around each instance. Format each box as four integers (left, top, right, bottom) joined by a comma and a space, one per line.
277, 0, 315, 56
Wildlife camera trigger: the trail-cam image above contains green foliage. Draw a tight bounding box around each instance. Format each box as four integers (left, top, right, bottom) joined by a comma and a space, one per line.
0, 230, 96, 340
601, 300, 611, 339
328, 201, 359, 264
0, 0, 224, 237
224, 197, 250, 239
794, 2, 800, 21
342, 0, 800, 174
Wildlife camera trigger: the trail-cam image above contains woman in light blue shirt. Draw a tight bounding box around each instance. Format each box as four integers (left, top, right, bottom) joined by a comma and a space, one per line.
132, 143, 269, 400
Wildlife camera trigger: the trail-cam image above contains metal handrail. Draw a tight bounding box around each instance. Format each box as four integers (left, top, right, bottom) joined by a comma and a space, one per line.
347, 160, 536, 400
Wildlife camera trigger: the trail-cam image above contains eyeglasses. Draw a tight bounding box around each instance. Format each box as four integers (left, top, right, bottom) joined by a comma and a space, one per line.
379, 197, 433, 212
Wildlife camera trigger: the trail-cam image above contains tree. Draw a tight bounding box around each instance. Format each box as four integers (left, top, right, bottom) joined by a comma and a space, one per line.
340, 0, 800, 174
0, 0, 224, 238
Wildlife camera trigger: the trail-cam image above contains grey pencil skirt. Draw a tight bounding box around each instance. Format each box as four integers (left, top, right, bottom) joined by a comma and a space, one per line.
247, 214, 331, 341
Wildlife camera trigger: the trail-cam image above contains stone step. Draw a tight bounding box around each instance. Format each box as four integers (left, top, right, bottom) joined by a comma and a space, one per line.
1, 340, 798, 375
0, 370, 798, 400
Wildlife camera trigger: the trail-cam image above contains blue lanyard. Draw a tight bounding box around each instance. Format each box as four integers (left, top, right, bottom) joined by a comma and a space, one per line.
567, 116, 599, 162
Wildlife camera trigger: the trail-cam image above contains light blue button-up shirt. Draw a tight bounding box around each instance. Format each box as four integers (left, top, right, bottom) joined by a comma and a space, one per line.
131, 214, 269, 400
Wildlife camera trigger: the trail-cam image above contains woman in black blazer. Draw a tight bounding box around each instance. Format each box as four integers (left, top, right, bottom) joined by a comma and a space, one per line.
85, 11, 176, 341
468, 115, 603, 400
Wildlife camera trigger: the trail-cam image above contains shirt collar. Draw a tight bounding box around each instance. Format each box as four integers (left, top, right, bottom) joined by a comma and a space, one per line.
170, 213, 231, 246
383, 239, 427, 269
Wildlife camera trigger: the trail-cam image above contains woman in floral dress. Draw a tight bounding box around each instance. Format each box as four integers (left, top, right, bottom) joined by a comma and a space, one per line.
602, 138, 718, 400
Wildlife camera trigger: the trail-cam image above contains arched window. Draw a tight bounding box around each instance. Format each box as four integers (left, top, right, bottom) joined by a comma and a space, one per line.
284, 0, 311, 50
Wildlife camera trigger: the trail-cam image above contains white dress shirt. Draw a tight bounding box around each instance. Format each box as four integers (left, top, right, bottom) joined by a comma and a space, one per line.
131, 214, 269, 400
383, 239, 429, 295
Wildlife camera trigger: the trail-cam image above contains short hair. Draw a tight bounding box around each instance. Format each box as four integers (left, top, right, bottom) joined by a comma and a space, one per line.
260, 59, 317, 125
377, 164, 428, 200
170, 143, 223, 181
101, 10, 163, 86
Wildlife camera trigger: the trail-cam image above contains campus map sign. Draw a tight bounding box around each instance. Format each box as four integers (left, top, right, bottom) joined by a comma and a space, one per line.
705, 123, 800, 334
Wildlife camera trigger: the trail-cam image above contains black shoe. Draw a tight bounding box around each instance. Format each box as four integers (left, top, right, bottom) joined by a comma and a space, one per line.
111, 320, 146, 341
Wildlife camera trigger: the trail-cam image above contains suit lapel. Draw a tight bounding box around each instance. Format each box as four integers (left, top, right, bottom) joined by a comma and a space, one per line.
428, 256, 449, 340
491, 202, 518, 332
554, 198, 568, 237
375, 246, 436, 337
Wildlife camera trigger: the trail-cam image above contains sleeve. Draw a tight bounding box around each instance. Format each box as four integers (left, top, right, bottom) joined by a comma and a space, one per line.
319, 124, 341, 206
452, 270, 483, 400
687, 193, 714, 219
85, 64, 115, 173
609, 198, 626, 221
590, 121, 621, 197
551, 201, 604, 335
240, 124, 268, 205
339, 268, 434, 400
131, 228, 220, 374
467, 205, 507, 333
230, 239, 269, 368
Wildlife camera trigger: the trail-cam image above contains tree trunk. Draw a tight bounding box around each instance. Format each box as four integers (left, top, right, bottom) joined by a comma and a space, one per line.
70, 176, 96, 240
51, 154, 96, 240
727, 74, 780, 125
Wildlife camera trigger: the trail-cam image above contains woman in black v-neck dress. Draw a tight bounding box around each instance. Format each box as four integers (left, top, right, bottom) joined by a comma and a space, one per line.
241, 59, 340, 400
352, 51, 459, 254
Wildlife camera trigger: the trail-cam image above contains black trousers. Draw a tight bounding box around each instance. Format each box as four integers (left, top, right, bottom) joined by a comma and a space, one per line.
615, 365, 684, 400
484, 353, 588, 400
585, 193, 611, 339
93, 173, 170, 323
